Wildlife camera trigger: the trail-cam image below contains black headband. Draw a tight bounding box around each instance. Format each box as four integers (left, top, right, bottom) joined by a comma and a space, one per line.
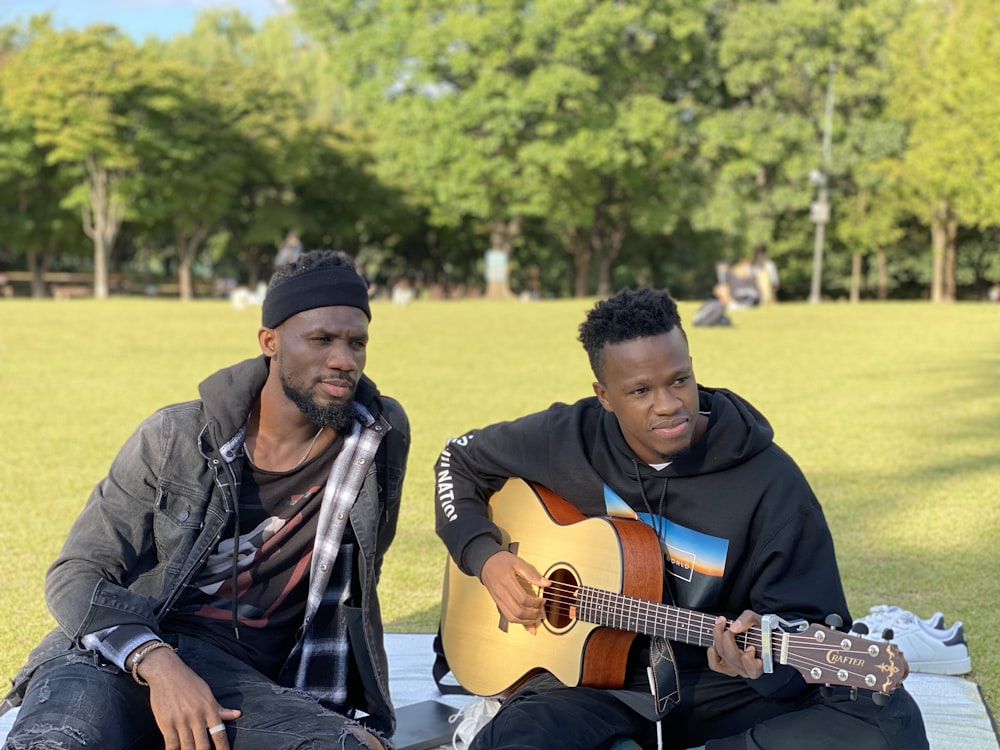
262, 265, 371, 328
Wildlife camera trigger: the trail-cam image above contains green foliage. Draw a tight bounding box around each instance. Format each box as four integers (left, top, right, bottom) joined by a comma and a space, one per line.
694, 0, 916, 296
0, 30, 83, 279
887, 0, 1000, 227
0, 2, 998, 300
295, 0, 715, 294
0, 22, 189, 295
1, 298, 998, 715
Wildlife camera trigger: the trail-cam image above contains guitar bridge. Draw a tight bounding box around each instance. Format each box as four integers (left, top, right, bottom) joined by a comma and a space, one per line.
759, 614, 808, 673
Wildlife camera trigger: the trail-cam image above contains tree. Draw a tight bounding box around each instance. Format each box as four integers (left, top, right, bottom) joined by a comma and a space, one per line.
0, 16, 85, 297
137, 22, 262, 300
138, 10, 302, 294
154, 9, 406, 292
696, 0, 913, 299
1, 25, 159, 298
886, 0, 1000, 301
830, 0, 912, 301
295, 0, 713, 296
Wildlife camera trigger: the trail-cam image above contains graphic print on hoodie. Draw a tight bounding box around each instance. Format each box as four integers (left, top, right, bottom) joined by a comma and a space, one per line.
603, 484, 729, 606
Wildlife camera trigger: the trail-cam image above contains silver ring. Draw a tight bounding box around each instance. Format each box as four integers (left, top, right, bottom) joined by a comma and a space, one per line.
208, 724, 226, 735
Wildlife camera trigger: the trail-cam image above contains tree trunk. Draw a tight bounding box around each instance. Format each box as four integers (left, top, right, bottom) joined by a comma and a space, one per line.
27, 248, 49, 299
569, 230, 592, 298
246, 246, 267, 288
593, 218, 627, 299
850, 251, 862, 303
485, 216, 521, 299
178, 254, 193, 301
929, 199, 948, 302
876, 248, 888, 300
176, 226, 210, 301
944, 215, 958, 301
81, 154, 125, 300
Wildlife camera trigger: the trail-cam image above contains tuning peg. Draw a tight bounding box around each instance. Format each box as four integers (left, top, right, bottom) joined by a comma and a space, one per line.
825, 613, 844, 630
872, 692, 890, 706
881, 627, 895, 641
820, 685, 835, 698
851, 621, 870, 636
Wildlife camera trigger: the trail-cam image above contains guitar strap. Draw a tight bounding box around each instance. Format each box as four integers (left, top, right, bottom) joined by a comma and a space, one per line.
632, 498, 682, 716
432, 625, 472, 695
649, 636, 681, 715
606, 635, 681, 722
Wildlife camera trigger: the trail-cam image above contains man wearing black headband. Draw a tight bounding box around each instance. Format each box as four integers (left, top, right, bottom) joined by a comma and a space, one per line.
2, 251, 409, 750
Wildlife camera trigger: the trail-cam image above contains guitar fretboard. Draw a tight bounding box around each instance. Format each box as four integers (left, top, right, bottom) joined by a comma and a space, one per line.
574, 584, 758, 650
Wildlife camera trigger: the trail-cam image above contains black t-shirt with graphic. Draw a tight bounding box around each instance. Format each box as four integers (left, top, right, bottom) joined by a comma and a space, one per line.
163, 434, 346, 678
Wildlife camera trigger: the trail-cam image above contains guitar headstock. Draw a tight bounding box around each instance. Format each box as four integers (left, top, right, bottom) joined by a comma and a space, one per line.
778, 622, 908, 695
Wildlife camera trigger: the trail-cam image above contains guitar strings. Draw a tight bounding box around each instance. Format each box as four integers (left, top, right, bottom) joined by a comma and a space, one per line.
539, 580, 746, 647
532, 580, 898, 692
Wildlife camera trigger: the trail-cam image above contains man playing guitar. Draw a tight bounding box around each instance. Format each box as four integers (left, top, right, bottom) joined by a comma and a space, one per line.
434, 288, 928, 750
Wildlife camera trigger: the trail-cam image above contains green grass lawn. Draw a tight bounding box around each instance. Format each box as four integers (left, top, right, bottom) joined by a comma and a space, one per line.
1, 296, 997, 715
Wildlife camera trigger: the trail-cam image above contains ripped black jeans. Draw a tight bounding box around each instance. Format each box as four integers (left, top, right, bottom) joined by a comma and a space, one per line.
3, 634, 380, 750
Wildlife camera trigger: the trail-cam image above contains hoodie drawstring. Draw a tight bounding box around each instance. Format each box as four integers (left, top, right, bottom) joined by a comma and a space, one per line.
229, 501, 241, 640
634, 460, 669, 749
632, 460, 669, 540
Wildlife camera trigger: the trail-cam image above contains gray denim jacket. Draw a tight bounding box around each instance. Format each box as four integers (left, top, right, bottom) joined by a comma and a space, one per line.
1, 356, 409, 733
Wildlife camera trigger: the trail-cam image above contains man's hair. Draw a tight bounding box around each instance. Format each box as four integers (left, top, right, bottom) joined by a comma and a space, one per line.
578, 288, 684, 381
267, 249, 358, 293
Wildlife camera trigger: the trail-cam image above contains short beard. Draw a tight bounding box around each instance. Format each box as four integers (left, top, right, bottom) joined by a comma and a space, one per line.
281, 379, 358, 433
657, 445, 692, 463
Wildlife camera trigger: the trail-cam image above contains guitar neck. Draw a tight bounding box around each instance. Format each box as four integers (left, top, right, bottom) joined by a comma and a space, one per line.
575, 585, 759, 651
442, 479, 906, 697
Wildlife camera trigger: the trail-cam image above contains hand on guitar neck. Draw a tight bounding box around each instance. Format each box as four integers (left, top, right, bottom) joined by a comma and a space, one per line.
708, 611, 766, 680
480, 550, 551, 635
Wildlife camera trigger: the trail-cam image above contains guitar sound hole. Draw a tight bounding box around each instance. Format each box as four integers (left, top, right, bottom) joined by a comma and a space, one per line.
543, 566, 579, 630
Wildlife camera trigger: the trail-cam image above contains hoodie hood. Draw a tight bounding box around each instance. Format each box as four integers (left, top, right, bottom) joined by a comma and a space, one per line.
199, 356, 269, 443
678, 386, 774, 475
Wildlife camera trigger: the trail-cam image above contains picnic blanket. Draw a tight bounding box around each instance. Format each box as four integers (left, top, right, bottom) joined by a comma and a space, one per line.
383, 633, 999, 750
2, 633, 997, 749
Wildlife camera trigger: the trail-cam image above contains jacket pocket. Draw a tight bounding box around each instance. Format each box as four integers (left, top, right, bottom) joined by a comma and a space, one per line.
153, 486, 208, 530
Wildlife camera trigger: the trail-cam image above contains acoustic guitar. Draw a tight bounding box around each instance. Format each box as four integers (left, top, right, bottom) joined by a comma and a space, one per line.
440, 478, 907, 698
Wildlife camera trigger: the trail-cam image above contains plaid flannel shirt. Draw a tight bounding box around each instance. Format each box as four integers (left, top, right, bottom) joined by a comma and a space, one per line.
283, 403, 387, 707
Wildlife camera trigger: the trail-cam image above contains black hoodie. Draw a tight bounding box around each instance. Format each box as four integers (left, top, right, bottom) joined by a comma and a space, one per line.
434, 386, 850, 698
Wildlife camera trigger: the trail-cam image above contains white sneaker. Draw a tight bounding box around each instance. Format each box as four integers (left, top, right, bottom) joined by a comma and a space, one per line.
854, 605, 945, 635
869, 617, 972, 675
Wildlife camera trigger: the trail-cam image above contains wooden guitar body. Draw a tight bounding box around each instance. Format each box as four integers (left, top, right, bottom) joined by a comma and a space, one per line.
440, 478, 662, 696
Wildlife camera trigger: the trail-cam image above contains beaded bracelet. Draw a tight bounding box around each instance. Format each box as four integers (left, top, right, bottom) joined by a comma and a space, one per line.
129, 641, 176, 686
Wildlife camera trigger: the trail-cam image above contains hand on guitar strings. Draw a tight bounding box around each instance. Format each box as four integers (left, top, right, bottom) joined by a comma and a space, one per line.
707, 610, 765, 680
480, 551, 551, 635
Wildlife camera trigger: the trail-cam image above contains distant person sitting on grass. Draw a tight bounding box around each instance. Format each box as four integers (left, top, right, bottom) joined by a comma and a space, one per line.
692, 283, 734, 327
0, 250, 409, 750
726, 256, 761, 309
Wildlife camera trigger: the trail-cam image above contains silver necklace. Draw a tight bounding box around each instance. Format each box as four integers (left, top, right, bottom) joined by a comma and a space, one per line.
248, 425, 325, 471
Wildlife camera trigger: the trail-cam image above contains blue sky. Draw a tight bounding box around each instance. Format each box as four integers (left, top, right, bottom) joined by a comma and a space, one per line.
2, 0, 291, 40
